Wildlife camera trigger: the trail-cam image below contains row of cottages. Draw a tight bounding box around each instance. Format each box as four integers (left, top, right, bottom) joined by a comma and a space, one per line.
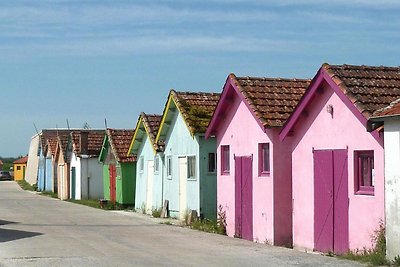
99, 129, 136, 205
206, 64, 400, 255
127, 90, 220, 220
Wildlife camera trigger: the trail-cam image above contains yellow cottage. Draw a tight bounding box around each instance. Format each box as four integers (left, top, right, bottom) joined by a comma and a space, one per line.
13, 156, 28, 181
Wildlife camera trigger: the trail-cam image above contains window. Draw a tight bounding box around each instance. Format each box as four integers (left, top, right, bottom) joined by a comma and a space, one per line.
221, 145, 230, 174
208, 153, 217, 173
258, 143, 270, 175
139, 156, 144, 173
187, 156, 196, 179
355, 150, 374, 195
17, 166, 21, 171
154, 155, 159, 173
166, 156, 172, 178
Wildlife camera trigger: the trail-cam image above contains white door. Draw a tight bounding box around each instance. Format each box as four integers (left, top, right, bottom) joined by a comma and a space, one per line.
146, 160, 154, 213
179, 157, 187, 220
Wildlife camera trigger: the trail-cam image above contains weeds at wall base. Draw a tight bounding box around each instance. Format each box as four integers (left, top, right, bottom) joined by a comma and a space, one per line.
339, 221, 388, 266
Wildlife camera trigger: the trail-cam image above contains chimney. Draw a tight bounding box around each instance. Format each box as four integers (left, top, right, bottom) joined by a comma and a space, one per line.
80, 131, 89, 155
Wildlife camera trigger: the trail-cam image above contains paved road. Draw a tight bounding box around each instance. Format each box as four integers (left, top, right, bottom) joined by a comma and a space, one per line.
0, 181, 362, 267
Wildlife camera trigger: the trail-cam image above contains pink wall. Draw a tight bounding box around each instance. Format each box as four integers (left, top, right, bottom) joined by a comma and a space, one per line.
215, 85, 292, 245
289, 84, 384, 251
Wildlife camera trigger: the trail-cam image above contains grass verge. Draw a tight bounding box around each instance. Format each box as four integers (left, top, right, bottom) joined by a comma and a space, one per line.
16, 180, 36, 191
40, 191, 58, 198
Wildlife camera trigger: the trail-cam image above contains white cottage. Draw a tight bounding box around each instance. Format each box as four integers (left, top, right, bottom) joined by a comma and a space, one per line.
69, 130, 105, 200
128, 113, 163, 214
370, 96, 400, 261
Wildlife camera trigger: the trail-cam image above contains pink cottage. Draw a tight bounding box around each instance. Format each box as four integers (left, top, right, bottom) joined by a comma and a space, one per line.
206, 74, 310, 245
280, 64, 400, 254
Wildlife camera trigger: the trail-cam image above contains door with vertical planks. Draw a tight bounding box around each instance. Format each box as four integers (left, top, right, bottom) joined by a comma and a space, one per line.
235, 156, 253, 241
146, 160, 154, 212
314, 149, 349, 254
109, 164, 117, 203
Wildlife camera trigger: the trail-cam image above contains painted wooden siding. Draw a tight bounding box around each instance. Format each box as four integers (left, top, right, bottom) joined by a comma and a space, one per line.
117, 163, 136, 205
382, 119, 400, 260
290, 86, 384, 251
135, 135, 163, 213
102, 164, 110, 200
162, 110, 200, 218
25, 134, 40, 185
44, 155, 53, 191
198, 136, 217, 220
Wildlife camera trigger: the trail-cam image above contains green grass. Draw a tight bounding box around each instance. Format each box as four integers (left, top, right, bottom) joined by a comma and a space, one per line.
67, 199, 102, 209
340, 221, 388, 266
40, 191, 58, 198
190, 219, 226, 235
152, 207, 162, 218
16, 180, 37, 191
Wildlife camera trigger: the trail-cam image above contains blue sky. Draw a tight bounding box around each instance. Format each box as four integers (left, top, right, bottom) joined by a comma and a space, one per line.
1, 0, 400, 157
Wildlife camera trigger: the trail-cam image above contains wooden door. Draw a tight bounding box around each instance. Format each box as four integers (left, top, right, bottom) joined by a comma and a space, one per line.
314, 149, 349, 254
235, 156, 253, 241
179, 157, 187, 220
109, 164, 117, 203
146, 160, 154, 212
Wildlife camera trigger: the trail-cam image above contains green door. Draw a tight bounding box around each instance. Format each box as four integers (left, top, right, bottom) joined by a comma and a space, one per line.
71, 167, 76, 199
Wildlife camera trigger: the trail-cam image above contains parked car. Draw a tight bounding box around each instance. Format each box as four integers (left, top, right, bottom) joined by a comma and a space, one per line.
0, 171, 12, 181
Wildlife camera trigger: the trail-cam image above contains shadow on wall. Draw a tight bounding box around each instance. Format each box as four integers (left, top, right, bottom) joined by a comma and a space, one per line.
0, 219, 42, 243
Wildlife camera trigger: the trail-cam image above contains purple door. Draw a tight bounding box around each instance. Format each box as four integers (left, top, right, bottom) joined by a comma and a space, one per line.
314, 149, 349, 254
235, 156, 253, 241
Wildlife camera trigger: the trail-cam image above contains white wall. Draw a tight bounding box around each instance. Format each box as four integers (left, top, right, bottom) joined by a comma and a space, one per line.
384, 119, 400, 260
25, 134, 40, 185
70, 153, 82, 199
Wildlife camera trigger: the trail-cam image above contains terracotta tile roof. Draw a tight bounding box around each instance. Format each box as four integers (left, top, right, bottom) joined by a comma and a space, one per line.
231, 74, 311, 127
373, 98, 400, 117
107, 129, 136, 163
323, 64, 400, 119
13, 156, 28, 164
71, 130, 105, 156
142, 113, 162, 147
47, 137, 59, 156
40, 129, 70, 153
171, 90, 221, 133
57, 133, 71, 160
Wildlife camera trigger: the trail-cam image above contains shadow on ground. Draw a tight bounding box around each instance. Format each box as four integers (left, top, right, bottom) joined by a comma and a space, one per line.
0, 219, 42, 243
0, 228, 42, 243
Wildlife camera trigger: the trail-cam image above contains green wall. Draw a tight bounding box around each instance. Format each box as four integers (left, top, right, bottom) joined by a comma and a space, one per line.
116, 162, 136, 205
103, 164, 110, 200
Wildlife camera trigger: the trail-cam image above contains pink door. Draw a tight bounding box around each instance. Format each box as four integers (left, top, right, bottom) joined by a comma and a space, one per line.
314, 149, 349, 254
235, 156, 253, 241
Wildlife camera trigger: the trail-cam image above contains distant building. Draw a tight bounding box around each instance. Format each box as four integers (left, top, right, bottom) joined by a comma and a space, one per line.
13, 156, 28, 181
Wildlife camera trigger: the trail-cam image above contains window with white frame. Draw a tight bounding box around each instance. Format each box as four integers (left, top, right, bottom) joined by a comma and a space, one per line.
139, 156, 144, 173
187, 156, 196, 179
154, 155, 160, 173
208, 153, 217, 173
166, 155, 172, 178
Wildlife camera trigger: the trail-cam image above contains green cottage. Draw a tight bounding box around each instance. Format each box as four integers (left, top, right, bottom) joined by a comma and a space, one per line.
99, 129, 136, 205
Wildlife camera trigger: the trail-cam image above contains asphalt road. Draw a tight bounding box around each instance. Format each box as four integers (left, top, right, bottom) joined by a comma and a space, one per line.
0, 181, 363, 267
